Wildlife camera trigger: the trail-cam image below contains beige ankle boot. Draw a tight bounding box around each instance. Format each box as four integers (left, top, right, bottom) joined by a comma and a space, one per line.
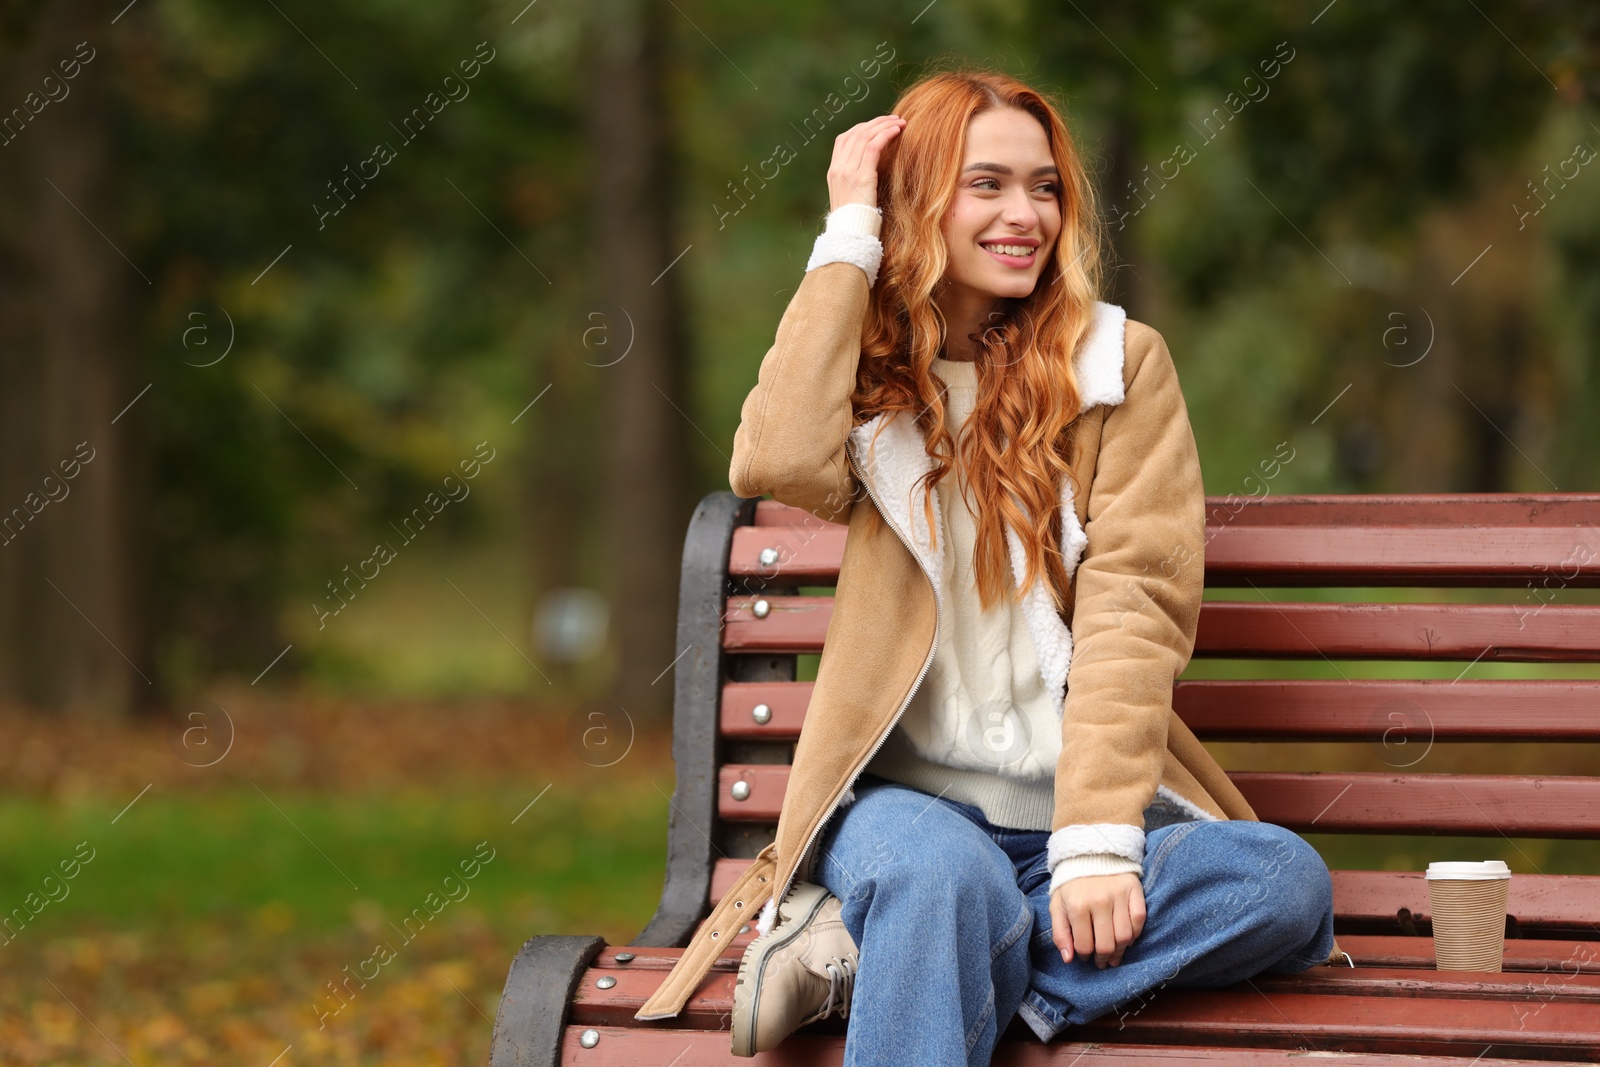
730, 881, 859, 1056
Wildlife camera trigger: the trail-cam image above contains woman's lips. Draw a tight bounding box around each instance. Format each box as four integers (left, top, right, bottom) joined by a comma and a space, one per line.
982, 244, 1036, 267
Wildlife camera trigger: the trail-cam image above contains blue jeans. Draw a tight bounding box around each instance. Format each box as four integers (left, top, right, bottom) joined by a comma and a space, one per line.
811, 772, 1336, 1066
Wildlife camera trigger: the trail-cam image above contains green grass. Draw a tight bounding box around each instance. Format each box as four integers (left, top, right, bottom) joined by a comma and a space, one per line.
0, 786, 668, 944
0, 776, 678, 1066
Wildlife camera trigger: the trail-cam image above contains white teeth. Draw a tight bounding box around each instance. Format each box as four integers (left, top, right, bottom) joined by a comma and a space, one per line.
982, 243, 1035, 257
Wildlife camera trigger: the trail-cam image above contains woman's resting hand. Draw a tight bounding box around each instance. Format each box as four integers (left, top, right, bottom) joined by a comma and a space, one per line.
1050, 872, 1146, 969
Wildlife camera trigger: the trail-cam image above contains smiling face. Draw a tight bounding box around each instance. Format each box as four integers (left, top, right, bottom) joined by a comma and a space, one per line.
938, 106, 1063, 319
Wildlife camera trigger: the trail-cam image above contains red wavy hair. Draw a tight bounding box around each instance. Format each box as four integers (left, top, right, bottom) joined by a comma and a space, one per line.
852, 65, 1107, 617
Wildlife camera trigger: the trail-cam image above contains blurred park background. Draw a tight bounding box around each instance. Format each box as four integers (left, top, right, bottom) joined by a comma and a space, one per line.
2, 0, 1599, 1062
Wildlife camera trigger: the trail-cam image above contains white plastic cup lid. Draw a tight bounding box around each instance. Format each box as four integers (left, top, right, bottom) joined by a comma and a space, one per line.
1425, 860, 1511, 880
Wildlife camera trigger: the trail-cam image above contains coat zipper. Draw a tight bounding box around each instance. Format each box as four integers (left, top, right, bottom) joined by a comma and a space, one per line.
776, 434, 941, 904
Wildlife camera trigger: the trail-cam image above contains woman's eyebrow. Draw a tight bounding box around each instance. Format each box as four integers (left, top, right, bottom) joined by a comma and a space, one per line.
961, 163, 1059, 176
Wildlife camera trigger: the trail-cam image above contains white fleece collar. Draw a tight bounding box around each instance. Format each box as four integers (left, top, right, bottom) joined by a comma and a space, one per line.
1073, 301, 1129, 409
846, 300, 1128, 721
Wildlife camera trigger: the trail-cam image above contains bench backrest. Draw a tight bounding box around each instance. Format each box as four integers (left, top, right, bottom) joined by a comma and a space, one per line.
635, 492, 1600, 948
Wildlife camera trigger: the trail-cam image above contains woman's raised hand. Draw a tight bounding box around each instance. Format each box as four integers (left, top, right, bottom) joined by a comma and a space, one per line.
828, 114, 906, 213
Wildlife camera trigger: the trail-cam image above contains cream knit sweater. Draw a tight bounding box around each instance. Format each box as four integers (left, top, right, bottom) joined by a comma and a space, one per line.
811, 204, 1141, 889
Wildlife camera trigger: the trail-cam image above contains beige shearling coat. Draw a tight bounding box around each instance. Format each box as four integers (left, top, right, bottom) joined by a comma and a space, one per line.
636, 259, 1338, 1023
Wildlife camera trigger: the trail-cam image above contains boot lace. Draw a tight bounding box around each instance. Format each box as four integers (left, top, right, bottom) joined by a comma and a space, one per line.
818, 954, 858, 1020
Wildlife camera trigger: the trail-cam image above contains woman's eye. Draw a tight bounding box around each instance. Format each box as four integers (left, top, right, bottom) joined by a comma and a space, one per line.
973, 178, 1059, 194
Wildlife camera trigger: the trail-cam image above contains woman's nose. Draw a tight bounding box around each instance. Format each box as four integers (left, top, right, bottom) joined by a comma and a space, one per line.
1000, 191, 1041, 227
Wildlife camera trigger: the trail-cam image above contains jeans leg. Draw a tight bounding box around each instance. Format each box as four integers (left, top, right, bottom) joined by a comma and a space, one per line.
810, 775, 1035, 1067
1016, 819, 1336, 1041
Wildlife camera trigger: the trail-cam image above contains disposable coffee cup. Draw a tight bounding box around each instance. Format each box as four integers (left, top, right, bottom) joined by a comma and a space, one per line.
1425, 860, 1510, 972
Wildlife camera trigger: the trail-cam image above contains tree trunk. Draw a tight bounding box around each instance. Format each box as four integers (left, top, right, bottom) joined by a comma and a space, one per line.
0, 2, 142, 716
581, 0, 693, 724
1100, 111, 1148, 322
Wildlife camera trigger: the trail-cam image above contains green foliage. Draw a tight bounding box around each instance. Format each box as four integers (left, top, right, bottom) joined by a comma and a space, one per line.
115, 2, 579, 684
94, 0, 1600, 694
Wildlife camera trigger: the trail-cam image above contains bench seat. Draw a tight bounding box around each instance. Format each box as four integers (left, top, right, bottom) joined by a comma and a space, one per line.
562, 951, 1600, 1060
489, 492, 1600, 1065
550, 1031, 1596, 1067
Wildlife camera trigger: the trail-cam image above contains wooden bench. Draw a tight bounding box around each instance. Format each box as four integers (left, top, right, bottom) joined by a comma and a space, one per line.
489, 491, 1600, 1065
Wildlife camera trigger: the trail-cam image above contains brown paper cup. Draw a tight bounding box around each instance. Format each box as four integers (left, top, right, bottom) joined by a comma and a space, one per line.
1426, 861, 1510, 972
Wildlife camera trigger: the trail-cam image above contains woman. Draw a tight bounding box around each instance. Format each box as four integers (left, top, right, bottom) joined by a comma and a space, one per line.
633, 67, 1342, 1064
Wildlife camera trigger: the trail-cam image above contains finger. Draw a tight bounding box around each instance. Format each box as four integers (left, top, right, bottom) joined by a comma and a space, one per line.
1108, 895, 1133, 968
833, 130, 882, 193
836, 119, 881, 161
1050, 890, 1073, 963
849, 121, 901, 176
834, 129, 866, 173
859, 132, 898, 178
844, 115, 899, 154
833, 118, 902, 206
1068, 899, 1096, 961
1093, 904, 1118, 969
1112, 894, 1134, 955
1129, 883, 1148, 942
842, 116, 900, 166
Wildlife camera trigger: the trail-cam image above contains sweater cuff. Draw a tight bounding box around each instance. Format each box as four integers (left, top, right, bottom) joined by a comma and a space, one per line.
825, 202, 883, 237
1046, 822, 1145, 894
1048, 852, 1144, 895
806, 205, 883, 287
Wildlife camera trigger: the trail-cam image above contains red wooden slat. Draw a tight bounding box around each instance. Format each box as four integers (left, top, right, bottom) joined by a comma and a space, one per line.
573, 966, 1600, 1057
645, 925, 1600, 983
560, 1028, 804, 1065
1245, 966, 1600, 1001
728, 522, 1600, 589
603, 935, 1600, 979
1194, 601, 1600, 661
1066, 987, 1600, 1056
1198, 494, 1600, 528
723, 598, 1600, 659
750, 500, 843, 527
710, 858, 742, 903
1203, 526, 1600, 587
710, 862, 1600, 937
589, 947, 1600, 982
593, 945, 738, 971
741, 498, 1600, 586
719, 680, 812, 739
1174, 679, 1600, 742
729, 523, 848, 585
558, 1027, 1570, 1066
719, 679, 1600, 742
716, 764, 1600, 837
755, 494, 1600, 530
1231, 772, 1600, 837
722, 596, 831, 653
717, 764, 791, 820
1334, 935, 1600, 973
1331, 870, 1600, 937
